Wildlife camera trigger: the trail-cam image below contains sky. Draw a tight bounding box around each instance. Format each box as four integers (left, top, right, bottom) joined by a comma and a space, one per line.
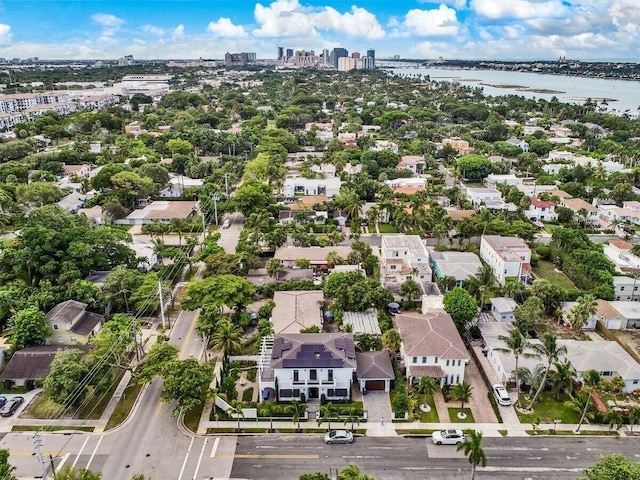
0, 0, 638, 61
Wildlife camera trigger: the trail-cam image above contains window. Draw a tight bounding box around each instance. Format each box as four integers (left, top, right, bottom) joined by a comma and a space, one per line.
293, 370, 299, 382
328, 370, 333, 382
53, 324, 59, 331
456, 374, 460, 383
434, 357, 438, 364
70, 336, 77, 343
57, 336, 64, 343
634, 380, 639, 385
446, 360, 450, 367
600, 371, 612, 376
310, 369, 317, 380
392, 251, 399, 257
621, 286, 625, 291
390, 265, 396, 270
412, 357, 417, 364
422, 357, 427, 364
458, 360, 462, 366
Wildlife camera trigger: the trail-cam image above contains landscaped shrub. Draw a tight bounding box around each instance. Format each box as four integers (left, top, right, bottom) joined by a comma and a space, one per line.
247, 368, 257, 382
243, 388, 254, 402
392, 392, 409, 414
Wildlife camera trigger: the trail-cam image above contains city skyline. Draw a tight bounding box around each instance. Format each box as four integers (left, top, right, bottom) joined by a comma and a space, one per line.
0, 0, 638, 61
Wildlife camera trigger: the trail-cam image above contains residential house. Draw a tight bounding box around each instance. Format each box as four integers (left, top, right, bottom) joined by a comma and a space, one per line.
283, 177, 342, 198
490, 297, 518, 322
386, 177, 427, 192
613, 276, 640, 301
525, 197, 557, 222
310, 164, 337, 178
560, 301, 600, 331
45, 300, 104, 345
277, 209, 323, 225
0, 345, 89, 387
480, 235, 532, 285
397, 155, 426, 176
484, 174, 522, 189
61, 164, 93, 178
258, 333, 357, 402
394, 311, 469, 386
274, 246, 352, 269
159, 174, 205, 198
57, 192, 94, 214
441, 137, 473, 156
429, 251, 483, 288
465, 186, 502, 207
356, 351, 394, 392
505, 137, 529, 152
380, 235, 431, 285
603, 240, 640, 274
371, 140, 399, 153
270, 291, 325, 334
115, 201, 198, 225
607, 301, 640, 329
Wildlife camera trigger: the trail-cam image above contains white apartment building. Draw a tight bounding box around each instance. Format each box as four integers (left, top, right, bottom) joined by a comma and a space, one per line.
613, 276, 640, 302
283, 176, 342, 197
480, 235, 532, 285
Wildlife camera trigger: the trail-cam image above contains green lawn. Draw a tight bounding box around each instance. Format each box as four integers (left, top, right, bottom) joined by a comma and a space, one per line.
184, 401, 205, 433
418, 395, 439, 423
377, 224, 399, 233
105, 382, 143, 431
516, 394, 581, 424
532, 260, 576, 290
448, 408, 475, 423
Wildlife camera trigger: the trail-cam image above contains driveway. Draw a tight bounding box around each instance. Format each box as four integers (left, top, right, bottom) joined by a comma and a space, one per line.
362, 391, 392, 423
1, 389, 43, 433
464, 358, 498, 423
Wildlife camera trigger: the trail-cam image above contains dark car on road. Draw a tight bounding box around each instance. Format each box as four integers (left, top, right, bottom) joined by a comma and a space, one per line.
0, 396, 24, 417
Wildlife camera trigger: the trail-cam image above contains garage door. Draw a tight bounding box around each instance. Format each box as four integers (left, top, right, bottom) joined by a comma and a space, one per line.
365, 380, 385, 390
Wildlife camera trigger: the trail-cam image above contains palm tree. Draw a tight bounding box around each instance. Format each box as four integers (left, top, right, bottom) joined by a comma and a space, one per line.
261, 402, 280, 433
326, 250, 345, 268
285, 400, 307, 433
576, 369, 601, 433
550, 360, 577, 401
337, 463, 374, 480
381, 328, 401, 354
526, 333, 567, 409
227, 399, 245, 432
628, 406, 640, 432
211, 317, 243, 358
495, 328, 536, 407
572, 294, 597, 338
604, 409, 623, 431
467, 263, 495, 309
450, 381, 473, 418
457, 430, 487, 480
318, 402, 338, 431
365, 205, 380, 230
169, 217, 189, 246
343, 407, 361, 432
517, 365, 546, 398
418, 376, 438, 412
399, 279, 421, 303
265, 258, 284, 281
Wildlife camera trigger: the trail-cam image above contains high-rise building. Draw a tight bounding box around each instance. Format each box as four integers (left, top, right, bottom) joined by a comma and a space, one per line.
277, 47, 284, 60
322, 49, 330, 65
294, 50, 315, 67
366, 48, 375, 68
332, 47, 348, 70
286, 48, 294, 59
352, 52, 360, 59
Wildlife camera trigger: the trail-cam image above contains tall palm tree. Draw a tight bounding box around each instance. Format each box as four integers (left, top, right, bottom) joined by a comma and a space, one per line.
604, 409, 623, 431
211, 318, 243, 358
517, 365, 546, 397
467, 263, 495, 309
318, 402, 338, 431
261, 402, 280, 433
169, 217, 190, 246
628, 406, 640, 432
457, 430, 487, 480
576, 369, 601, 433
285, 400, 307, 433
495, 329, 536, 407
418, 376, 438, 412
381, 329, 401, 354
526, 333, 567, 409
451, 381, 473, 415
343, 407, 361, 432
550, 360, 577, 401
227, 399, 245, 432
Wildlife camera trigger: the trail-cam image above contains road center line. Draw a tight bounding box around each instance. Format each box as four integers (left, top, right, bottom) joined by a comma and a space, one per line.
85, 436, 103, 470
210, 437, 220, 458
192, 438, 208, 479
72, 437, 90, 469
177, 437, 195, 480
154, 401, 164, 417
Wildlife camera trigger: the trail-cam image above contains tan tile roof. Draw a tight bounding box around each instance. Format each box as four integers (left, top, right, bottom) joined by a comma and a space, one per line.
595, 299, 623, 319
610, 240, 633, 250
271, 291, 324, 334
394, 311, 469, 360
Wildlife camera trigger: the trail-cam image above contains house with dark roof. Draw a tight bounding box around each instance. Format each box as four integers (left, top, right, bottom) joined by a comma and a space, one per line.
46, 300, 104, 345
258, 333, 357, 402
0, 345, 89, 386
394, 311, 469, 386
356, 351, 394, 392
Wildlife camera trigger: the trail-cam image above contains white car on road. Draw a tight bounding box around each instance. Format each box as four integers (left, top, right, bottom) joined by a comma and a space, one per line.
432, 429, 465, 445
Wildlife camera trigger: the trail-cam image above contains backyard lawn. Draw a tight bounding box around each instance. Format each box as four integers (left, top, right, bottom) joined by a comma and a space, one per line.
532, 260, 576, 290
516, 394, 581, 424
377, 224, 399, 234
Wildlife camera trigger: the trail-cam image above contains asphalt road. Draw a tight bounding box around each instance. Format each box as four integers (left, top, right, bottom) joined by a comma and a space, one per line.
229, 435, 640, 480
217, 211, 243, 254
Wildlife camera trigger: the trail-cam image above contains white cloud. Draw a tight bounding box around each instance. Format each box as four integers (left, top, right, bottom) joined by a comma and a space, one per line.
609, 1, 640, 35
142, 25, 165, 36
91, 13, 125, 29
419, 0, 467, 8
470, 0, 567, 20
172, 24, 185, 38
0, 24, 12, 45
402, 6, 460, 37
207, 18, 248, 38
253, 0, 384, 39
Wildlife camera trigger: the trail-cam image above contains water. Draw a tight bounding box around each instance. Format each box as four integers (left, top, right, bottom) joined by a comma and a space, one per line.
391, 67, 640, 115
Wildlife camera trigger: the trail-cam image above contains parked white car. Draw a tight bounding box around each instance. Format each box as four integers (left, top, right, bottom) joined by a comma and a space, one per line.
324, 430, 354, 444
432, 429, 465, 445
493, 384, 512, 406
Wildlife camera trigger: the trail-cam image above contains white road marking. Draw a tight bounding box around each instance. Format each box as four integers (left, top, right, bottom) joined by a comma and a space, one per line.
71, 437, 90, 469
210, 437, 220, 458
178, 437, 195, 480
56, 453, 71, 472
192, 438, 208, 480
85, 436, 103, 470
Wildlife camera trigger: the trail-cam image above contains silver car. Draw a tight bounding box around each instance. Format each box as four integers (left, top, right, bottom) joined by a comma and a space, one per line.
432, 429, 465, 445
324, 430, 354, 444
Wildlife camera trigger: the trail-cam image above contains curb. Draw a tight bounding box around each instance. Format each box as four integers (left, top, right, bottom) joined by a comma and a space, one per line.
101, 383, 149, 436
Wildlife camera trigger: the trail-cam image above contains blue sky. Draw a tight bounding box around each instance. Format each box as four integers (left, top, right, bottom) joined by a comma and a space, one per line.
0, 0, 638, 60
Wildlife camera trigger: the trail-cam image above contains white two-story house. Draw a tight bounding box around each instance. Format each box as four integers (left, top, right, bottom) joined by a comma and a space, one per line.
380, 235, 431, 285
258, 333, 357, 402
283, 177, 342, 197
525, 197, 557, 222
394, 311, 469, 386
480, 235, 532, 285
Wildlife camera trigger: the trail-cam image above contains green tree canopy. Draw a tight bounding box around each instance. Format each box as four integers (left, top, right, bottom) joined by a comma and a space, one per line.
8, 306, 49, 351
443, 287, 478, 333
580, 454, 640, 480
183, 275, 255, 311
43, 348, 90, 406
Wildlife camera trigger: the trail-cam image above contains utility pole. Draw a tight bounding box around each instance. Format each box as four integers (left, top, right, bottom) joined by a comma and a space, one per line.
224, 173, 229, 196
33, 432, 48, 479
199, 197, 207, 245
158, 281, 166, 330
212, 193, 219, 226
49, 454, 57, 479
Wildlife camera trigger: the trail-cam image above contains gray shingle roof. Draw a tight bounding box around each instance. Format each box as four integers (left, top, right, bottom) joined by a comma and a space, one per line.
0, 346, 90, 381
356, 351, 394, 380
